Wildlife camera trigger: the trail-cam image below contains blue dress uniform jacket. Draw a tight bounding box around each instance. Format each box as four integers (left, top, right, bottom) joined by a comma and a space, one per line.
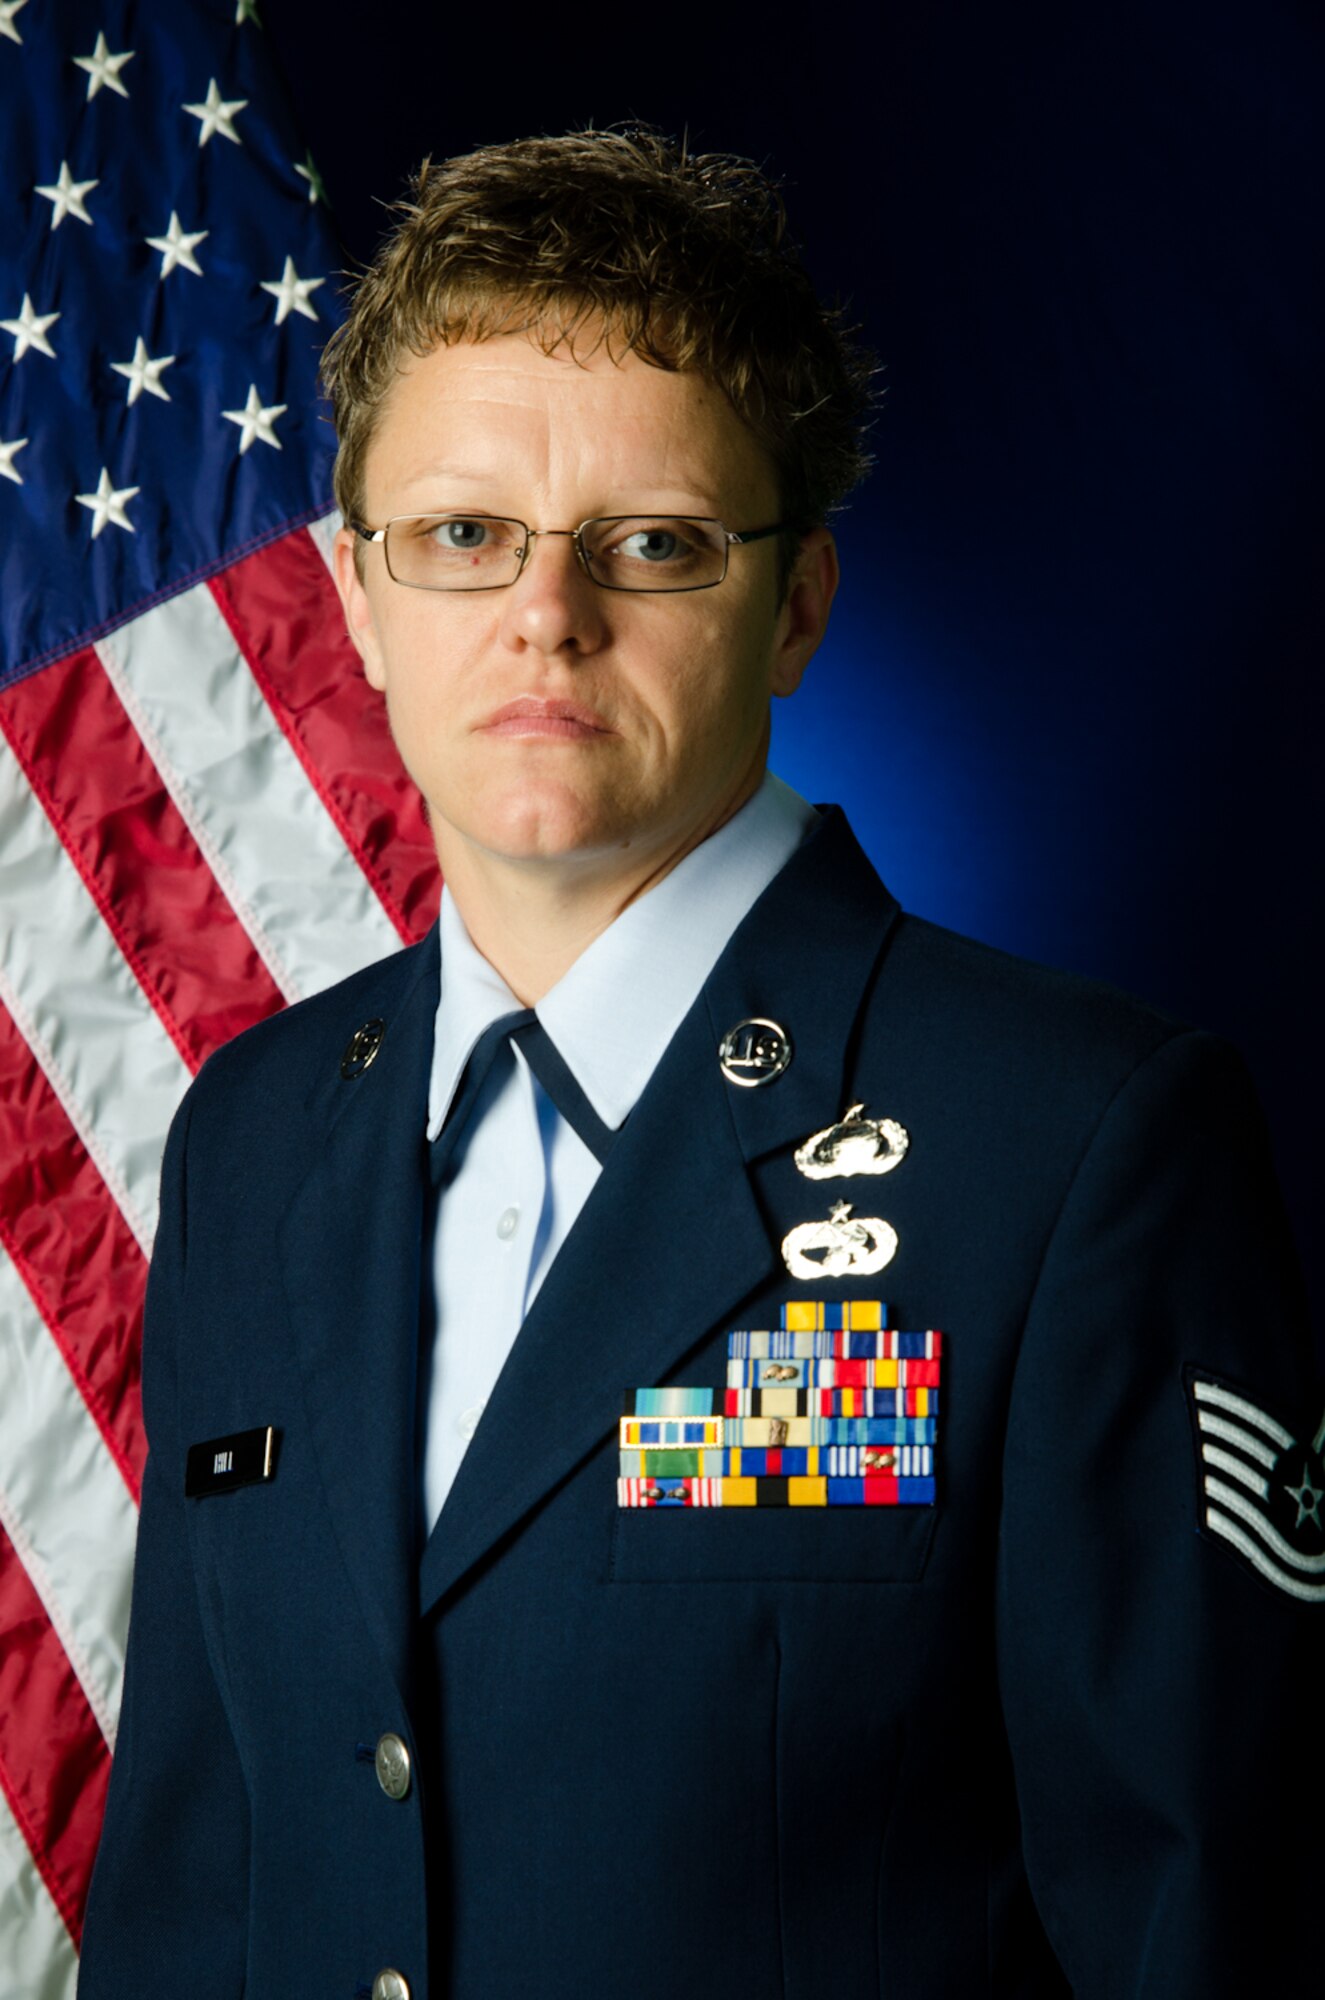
79, 807, 1322, 1998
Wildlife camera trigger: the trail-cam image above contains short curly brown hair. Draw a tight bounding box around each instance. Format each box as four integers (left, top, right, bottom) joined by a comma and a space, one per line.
320, 128, 877, 561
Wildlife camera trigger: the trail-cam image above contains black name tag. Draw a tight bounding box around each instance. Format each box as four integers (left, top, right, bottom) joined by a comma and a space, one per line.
185, 1426, 278, 1497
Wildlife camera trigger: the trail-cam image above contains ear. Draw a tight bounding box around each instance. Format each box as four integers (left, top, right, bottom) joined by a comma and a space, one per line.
770, 528, 839, 699
332, 527, 388, 691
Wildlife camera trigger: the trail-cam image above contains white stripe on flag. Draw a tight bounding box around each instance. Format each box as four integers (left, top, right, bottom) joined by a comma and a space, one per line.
0, 1789, 78, 2000
306, 508, 342, 577
95, 581, 399, 1004
0, 1245, 138, 1749
0, 736, 192, 1253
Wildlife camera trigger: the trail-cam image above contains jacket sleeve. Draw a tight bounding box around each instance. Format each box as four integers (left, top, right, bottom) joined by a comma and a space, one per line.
996, 1029, 1323, 1997
78, 1087, 250, 1996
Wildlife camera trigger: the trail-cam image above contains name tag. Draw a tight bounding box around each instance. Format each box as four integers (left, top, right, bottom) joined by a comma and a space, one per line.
185, 1426, 277, 1497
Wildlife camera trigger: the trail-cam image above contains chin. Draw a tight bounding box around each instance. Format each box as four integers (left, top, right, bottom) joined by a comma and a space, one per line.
440, 784, 632, 867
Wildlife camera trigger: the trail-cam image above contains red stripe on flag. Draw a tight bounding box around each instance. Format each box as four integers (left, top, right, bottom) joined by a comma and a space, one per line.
0, 1000, 148, 1497
0, 651, 287, 1072
0, 1521, 112, 1946
208, 529, 440, 943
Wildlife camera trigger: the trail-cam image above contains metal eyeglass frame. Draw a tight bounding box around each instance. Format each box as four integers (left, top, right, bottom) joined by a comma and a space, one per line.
348, 514, 794, 593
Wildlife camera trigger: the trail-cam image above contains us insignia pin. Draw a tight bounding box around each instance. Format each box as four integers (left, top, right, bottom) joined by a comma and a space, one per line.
795, 1101, 909, 1180
718, 1017, 792, 1088
781, 1201, 898, 1280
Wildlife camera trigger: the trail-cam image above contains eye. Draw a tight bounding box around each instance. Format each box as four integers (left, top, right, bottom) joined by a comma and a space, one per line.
596, 518, 719, 568
428, 516, 496, 552
584, 517, 727, 591
617, 525, 687, 563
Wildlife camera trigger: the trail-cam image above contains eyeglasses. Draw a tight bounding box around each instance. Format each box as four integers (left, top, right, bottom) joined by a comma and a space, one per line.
349, 512, 793, 593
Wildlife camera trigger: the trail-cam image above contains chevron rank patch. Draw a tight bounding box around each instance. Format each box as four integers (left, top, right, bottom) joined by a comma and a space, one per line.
1187, 1368, 1325, 1603
618, 1304, 942, 1508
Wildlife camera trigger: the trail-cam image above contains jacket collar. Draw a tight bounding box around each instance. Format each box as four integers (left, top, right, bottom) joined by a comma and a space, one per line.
427, 772, 818, 1138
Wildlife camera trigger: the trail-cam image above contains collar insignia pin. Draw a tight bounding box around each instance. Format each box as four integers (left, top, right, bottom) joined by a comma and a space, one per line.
795, 1101, 910, 1180
719, 1017, 792, 1088
782, 1200, 899, 1280
340, 1017, 386, 1080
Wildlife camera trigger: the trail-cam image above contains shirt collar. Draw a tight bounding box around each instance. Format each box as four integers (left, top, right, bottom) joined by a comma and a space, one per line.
427, 772, 818, 1140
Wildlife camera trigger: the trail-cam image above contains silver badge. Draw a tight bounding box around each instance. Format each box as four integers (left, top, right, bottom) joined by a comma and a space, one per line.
718, 1017, 792, 1088
781, 1201, 899, 1280
795, 1101, 910, 1180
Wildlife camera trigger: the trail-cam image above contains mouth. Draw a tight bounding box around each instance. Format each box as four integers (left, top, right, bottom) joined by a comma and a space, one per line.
478, 696, 615, 740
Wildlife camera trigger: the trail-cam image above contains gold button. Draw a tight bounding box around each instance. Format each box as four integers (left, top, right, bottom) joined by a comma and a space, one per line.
374, 1732, 411, 1801
372, 1972, 410, 2000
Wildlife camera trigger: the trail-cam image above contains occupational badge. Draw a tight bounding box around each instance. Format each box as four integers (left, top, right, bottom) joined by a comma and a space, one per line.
795, 1102, 910, 1180
781, 1201, 898, 1280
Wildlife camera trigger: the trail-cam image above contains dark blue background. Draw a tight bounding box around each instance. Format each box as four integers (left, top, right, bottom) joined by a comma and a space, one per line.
264, 2, 1322, 1345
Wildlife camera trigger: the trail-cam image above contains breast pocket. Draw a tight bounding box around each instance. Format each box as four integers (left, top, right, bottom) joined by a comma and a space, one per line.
609, 1499, 939, 1584
611, 1307, 944, 1583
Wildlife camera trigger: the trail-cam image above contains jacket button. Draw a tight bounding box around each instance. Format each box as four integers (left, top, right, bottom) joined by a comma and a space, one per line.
372, 1972, 410, 2000
374, 1732, 411, 1801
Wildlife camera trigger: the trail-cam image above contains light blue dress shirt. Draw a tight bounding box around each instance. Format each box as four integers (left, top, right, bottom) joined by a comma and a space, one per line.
420, 772, 818, 1530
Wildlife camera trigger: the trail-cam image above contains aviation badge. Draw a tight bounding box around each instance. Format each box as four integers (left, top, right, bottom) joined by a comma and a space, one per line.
1186, 1368, 1325, 1604
795, 1101, 909, 1179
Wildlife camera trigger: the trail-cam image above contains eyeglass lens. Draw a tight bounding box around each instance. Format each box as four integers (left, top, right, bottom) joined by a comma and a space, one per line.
381, 515, 731, 592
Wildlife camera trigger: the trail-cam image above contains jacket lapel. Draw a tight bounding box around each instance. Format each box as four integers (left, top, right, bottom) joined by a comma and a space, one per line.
419, 809, 899, 1615
278, 928, 439, 1700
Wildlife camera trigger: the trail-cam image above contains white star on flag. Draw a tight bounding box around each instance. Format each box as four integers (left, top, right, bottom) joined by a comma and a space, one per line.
183, 77, 247, 148
0, 435, 28, 485
73, 30, 134, 98
293, 151, 326, 205
110, 337, 176, 405
222, 383, 287, 453
1, 292, 60, 360
75, 467, 140, 537
35, 160, 100, 230
145, 211, 208, 278
260, 256, 324, 325
0, 0, 27, 45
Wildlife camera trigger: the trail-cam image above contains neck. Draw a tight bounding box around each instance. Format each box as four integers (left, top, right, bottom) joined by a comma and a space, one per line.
436, 772, 766, 1005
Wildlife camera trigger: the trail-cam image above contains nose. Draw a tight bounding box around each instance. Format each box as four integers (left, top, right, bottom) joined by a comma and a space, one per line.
497, 529, 607, 660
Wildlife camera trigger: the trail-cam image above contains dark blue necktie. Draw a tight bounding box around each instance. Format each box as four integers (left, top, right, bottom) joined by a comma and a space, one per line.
428, 1008, 616, 1187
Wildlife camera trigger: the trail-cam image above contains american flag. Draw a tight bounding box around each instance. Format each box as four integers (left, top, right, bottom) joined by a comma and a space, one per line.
0, 4, 434, 1983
